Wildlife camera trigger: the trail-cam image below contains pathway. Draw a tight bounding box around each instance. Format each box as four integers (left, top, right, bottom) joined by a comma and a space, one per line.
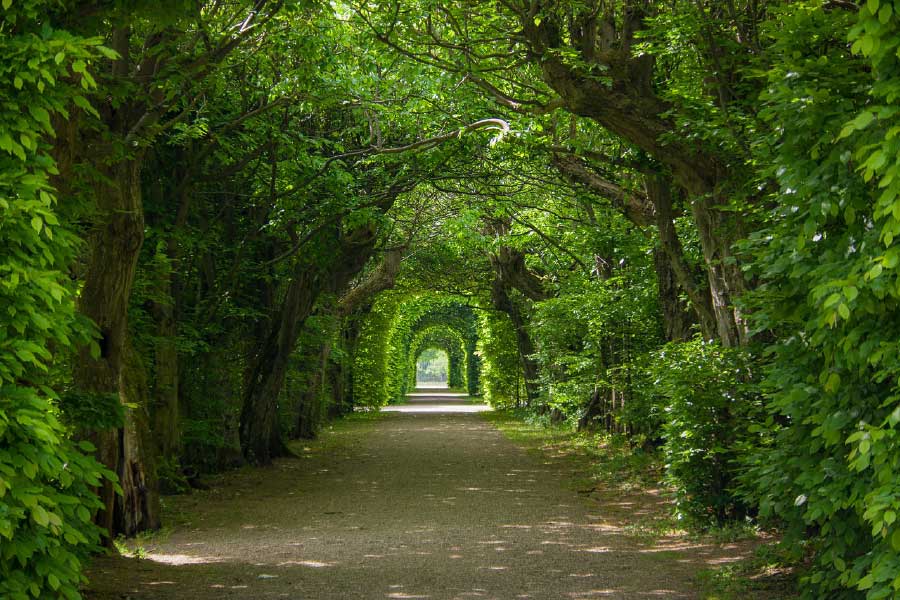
84, 391, 747, 599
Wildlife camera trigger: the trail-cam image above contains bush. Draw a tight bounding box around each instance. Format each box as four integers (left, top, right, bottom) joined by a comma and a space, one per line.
0, 6, 115, 596
0, 392, 110, 599
644, 339, 763, 527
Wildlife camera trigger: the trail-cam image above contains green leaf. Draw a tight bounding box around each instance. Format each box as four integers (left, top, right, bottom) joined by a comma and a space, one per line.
76, 505, 91, 523
839, 303, 850, 320
859, 574, 875, 590
31, 216, 42, 233
96, 45, 119, 60
31, 505, 49, 527
72, 95, 99, 118
853, 111, 875, 133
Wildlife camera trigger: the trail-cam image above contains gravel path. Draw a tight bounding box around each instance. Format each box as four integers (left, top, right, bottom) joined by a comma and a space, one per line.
84, 392, 745, 599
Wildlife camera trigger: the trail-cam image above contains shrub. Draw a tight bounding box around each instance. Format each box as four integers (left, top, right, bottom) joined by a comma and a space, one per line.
0, 5, 115, 597
645, 339, 763, 527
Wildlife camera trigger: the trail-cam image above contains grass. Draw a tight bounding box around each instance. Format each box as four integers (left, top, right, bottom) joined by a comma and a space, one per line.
482, 409, 663, 493
484, 409, 799, 600
695, 543, 799, 600
113, 526, 174, 558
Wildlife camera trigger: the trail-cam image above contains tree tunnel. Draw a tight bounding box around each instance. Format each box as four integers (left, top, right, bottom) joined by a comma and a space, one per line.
352, 293, 481, 405
409, 326, 467, 390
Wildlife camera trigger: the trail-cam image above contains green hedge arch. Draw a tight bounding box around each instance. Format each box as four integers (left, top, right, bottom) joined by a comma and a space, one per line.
407, 326, 467, 390
353, 293, 482, 404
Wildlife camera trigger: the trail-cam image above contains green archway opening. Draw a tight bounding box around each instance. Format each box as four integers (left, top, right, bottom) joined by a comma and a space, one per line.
416, 347, 448, 387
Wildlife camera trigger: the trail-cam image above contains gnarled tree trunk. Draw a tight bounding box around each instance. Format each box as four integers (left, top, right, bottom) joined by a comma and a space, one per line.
74, 157, 159, 539
239, 227, 378, 464
644, 175, 718, 340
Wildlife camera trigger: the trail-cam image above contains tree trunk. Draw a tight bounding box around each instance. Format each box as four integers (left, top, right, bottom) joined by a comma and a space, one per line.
239, 228, 377, 465
653, 249, 694, 342
645, 175, 718, 340
690, 195, 749, 346
119, 342, 162, 535
578, 387, 604, 431
491, 276, 541, 404
239, 263, 321, 464
74, 157, 159, 539
151, 288, 180, 458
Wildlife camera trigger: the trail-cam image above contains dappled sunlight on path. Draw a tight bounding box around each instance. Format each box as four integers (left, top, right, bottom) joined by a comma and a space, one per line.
382, 388, 492, 414
84, 393, 749, 599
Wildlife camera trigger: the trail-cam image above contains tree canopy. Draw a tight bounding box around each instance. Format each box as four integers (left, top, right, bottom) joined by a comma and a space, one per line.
5, 1, 900, 598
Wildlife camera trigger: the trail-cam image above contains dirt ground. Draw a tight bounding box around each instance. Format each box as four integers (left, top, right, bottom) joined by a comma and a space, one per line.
83, 392, 763, 599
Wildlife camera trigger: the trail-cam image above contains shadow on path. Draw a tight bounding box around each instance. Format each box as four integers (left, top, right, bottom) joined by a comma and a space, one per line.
84, 392, 750, 599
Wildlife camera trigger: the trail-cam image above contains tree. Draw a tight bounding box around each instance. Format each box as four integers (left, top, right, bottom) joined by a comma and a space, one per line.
0, 3, 113, 596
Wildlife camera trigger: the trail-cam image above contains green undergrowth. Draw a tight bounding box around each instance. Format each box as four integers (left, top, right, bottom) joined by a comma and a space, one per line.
289, 410, 387, 455
485, 409, 798, 599
695, 543, 799, 600
483, 409, 662, 491
113, 527, 173, 559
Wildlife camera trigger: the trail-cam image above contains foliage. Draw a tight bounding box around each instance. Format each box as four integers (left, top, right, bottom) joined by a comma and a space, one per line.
641, 339, 762, 528
531, 269, 662, 425
354, 293, 481, 403
477, 311, 522, 408
740, 4, 900, 598
0, 4, 113, 598
16, 1, 900, 598
353, 293, 401, 407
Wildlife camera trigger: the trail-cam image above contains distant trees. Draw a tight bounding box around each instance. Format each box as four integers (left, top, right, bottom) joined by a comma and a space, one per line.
415, 348, 448, 384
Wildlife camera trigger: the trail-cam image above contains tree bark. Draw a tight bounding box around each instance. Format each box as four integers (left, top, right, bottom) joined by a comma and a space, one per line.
644, 175, 719, 340
551, 153, 655, 228
490, 276, 541, 404
338, 247, 404, 316
151, 289, 180, 458
654, 249, 695, 342
118, 342, 162, 534
239, 226, 377, 465
491, 246, 548, 302
73, 156, 159, 540
689, 196, 749, 346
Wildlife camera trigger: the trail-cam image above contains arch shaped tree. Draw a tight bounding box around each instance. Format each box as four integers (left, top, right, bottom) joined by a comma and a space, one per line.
408, 327, 467, 390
